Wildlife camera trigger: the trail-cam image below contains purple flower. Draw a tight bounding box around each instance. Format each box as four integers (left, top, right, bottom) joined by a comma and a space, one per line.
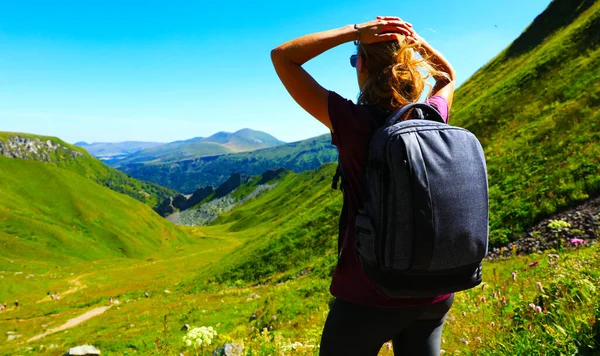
528, 261, 539, 268
529, 303, 536, 309
511, 271, 517, 281
536, 282, 544, 292
535, 306, 542, 313
569, 238, 586, 247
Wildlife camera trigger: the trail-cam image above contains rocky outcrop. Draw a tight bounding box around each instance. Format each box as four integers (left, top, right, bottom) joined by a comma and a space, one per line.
0, 136, 83, 162
187, 186, 215, 207
215, 173, 249, 198
487, 195, 600, 259
154, 196, 177, 216
258, 168, 289, 185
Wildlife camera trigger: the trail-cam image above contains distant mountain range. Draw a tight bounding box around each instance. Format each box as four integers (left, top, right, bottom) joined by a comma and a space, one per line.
74, 141, 165, 160
77, 128, 286, 166
118, 134, 338, 193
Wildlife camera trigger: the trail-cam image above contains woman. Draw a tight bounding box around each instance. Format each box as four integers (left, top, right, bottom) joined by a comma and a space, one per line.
271, 17, 456, 356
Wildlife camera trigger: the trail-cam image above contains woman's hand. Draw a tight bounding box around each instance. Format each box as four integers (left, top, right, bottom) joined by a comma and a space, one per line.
356, 16, 415, 44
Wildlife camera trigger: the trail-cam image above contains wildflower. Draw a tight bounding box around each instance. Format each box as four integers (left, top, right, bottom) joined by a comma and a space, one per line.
536, 282, 543, 292
462, 311, 467, 317
385, 342, 391, 350
440, 350, 446, 354
182, 326, 218, 349
476, 336, 482, 343
490, 321, 495, 327
461, 338, 469, 345
535, 306, 542, 313
569, 238, 586, 247
547, 253, 559, 261
501, 296, 507, 304
528, 261, 539, 268
481, 296, 486, 303
548, 219, 571, 230
511, 271, 517, 281
529, 303, 536, 309
481, 283, 486, 291
492, 291, 498, 298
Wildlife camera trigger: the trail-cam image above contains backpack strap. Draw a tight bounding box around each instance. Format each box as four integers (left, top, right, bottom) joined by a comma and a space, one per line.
385, 103, 445, 127
332, 158, 349, 265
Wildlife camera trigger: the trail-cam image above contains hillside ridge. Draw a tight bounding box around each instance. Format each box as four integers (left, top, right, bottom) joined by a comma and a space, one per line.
0, 131, 177, 208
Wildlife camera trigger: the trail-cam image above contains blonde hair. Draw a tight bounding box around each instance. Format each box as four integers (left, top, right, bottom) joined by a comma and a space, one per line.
357, 36, 448, 110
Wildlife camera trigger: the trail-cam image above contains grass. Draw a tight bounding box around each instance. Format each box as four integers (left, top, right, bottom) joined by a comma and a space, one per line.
1, 0, 600, 354
450, 0, 600, 246
0, 156, 191, 270
1, 236, 597, 355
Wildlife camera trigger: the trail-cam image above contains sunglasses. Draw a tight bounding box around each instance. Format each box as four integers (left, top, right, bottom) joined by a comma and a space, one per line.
350, 54, 357, 68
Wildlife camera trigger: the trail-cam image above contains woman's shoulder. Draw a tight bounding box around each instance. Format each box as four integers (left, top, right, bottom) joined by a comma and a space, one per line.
424, 95, 450, 123
328, 91, 385, 146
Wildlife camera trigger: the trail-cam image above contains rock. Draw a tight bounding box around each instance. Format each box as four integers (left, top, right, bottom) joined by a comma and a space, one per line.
213, 343, 244, 356
172, 195, 189, 210
246, 293, 261, 301
154, 197, 176, 217
486, 195, 600, 260
64, 345, 101, 355
7, 334, 22, 341
186, 186, 215, 207
215, 173, 249, 198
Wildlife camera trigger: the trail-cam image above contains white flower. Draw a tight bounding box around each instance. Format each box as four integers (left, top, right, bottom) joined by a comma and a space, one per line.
182, 325, 218, 349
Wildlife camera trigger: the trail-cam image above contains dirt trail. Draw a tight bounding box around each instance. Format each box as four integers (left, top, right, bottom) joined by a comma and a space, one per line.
27, 306, 112, 342
35, 274, 89, 304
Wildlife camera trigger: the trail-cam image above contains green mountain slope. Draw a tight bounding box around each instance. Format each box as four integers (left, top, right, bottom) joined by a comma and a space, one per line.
0, 156, 191, 263
185, 0, 600, 288
119, 134, 337, 193
183, 164, 341, 286
0, 132, 178, 207
450, 0, 600, 245
109, 128, 285, 166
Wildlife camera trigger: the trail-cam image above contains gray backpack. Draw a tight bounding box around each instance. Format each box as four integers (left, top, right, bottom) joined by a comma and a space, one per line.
353, 103, 489, 297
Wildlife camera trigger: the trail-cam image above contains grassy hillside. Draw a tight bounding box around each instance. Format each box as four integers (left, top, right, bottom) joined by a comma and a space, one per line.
0, 156, 191, 265
182, 164, 341, 287
120, 134, 337, 193
0, 132, 178, 207
450, 0, 600, 245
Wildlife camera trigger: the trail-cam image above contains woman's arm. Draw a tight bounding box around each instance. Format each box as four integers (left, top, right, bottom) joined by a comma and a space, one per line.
417, 35, 456, 109
271, 19, 413, 130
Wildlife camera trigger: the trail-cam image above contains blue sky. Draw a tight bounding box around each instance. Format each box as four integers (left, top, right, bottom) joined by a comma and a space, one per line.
0, 0, 551, 144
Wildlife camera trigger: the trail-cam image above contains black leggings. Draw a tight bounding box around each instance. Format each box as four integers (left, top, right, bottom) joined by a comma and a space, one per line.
319, 295, 454, 356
